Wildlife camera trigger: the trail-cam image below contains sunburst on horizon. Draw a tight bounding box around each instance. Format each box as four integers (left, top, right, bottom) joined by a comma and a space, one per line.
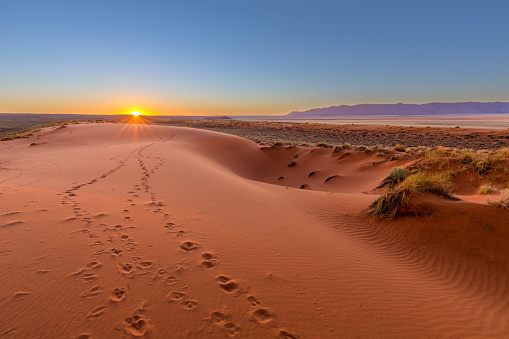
129, 110, 142, 116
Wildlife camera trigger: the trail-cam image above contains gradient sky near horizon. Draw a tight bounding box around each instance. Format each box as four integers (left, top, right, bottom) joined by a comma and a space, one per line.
1, 0, 508, 116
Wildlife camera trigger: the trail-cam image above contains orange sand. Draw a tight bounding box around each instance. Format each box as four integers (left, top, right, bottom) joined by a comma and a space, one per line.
1, 123, 508, 338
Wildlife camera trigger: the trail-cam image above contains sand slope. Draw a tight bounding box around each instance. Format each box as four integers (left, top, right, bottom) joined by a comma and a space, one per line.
1, 123, 508, 338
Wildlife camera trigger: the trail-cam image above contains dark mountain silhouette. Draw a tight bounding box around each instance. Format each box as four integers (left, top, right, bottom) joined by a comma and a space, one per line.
287, 102, 509, 117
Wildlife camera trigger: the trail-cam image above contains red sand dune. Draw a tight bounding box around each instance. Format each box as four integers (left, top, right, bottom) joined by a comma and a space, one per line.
0, 123, 508, 338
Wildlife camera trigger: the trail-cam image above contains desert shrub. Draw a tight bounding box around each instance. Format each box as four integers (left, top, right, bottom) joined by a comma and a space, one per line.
273, 141, 284, 146
493, 148, 509, 162
355, 145, 367, 151
477, 184, 495, 195
394, 144, 406, 152
458, 149, 474, 165
317, 142, 331, 148
367, 188, 408, 219
369, 171, 456, 219
400, 172, 455, 199
377, 147, 391, 154
389, 167, 407, 182
476, 154, 492, 174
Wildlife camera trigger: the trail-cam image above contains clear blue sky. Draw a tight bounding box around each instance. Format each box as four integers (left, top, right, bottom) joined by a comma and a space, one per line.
1, 0, 508, 115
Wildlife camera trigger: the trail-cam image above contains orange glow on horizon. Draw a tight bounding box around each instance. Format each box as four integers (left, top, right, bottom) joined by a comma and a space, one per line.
130, 111, 142, 116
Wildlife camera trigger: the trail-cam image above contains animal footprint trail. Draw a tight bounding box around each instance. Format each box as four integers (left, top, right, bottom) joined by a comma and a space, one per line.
109, 287, 127, 302
200, 252, 219, 269
215, 275, 250, 296
82, 285, 103, 298
206, 309, 241, 337
87, 305, 106, 319
180, 241, 199, 252
180, 300, 198, 310
121, 314, 150, 337
251, 308, 276, 324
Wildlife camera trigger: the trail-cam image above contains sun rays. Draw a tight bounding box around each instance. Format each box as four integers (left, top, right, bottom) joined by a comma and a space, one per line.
112, 110, 160, 142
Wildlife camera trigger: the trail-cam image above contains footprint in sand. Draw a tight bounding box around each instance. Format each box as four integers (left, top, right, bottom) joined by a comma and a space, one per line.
181, 300, 198, 310
119, 234, 130, 240
167, 291, 186, 301
247, 295, 260, 307
130, 256, 142, 263
154, 269, 167, 278
109, 288, 127, 302
222, 322, 241, 337
180, 241, 198, 252
74, 334, 91, 339
123, 315, 149, 336
209, 309, 229, 324
124, 242, 138, 253
110, 248, 123, 256
215, 275, 249, 296
118, 263, 134, 274
85, 261, 102, 269
200, 252, 218, 269
136, 261, 154, 269
87, 305, 106, 319
251, 308, 276, 324
165, 276, 178, 285
82, 273, 98, 282
82, 285, 103, 298
276, 329, 301, 338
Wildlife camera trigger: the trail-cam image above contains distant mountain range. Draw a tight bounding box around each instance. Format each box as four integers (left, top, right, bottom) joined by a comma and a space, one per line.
286, 102, 509, 118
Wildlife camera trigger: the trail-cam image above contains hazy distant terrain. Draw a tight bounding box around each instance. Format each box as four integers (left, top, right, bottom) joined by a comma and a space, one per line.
0, 113, 123, 137
287, 102, 509, 118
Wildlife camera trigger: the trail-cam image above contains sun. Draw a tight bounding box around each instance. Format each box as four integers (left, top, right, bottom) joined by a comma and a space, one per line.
130, 111, 142, 116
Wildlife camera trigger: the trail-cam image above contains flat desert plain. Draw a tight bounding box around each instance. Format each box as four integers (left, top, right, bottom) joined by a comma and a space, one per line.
1, 122, 509, 338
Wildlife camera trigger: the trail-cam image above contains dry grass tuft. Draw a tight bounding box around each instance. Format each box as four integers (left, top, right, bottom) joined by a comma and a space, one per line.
394, 144, 406, 152
368, 171, 456, 219
367, 188, 408, 219
477, 184, 495, 195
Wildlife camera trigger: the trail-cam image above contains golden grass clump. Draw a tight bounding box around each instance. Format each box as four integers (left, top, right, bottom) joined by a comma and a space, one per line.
368, 171, 455, 219
394, 144, 406, 152
477, 184, 495, 195
475, 154, 492, 174
399, 172, 455, 199
457, 149, 474, 165
493, 148, 509, 162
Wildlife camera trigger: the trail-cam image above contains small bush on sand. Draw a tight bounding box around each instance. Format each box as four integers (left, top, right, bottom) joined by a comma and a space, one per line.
273, 141, 284, 146
394, 144, 406, 152
400, 172, 455, 199
458, 149, 474, 165
368, 171, 455, 219
477, 184, 495, 195
389, 167, 407, 182
494, 148, 509, 162
367, 187, 408, 219
476, 154, 492, 175
317, 142, 331, 148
